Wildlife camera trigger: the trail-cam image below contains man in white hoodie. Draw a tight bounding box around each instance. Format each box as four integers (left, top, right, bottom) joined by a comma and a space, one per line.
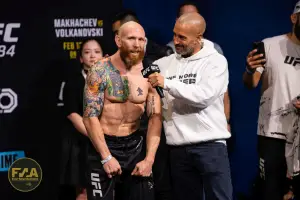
167, 1, 231, 133
148, 13, 232, 200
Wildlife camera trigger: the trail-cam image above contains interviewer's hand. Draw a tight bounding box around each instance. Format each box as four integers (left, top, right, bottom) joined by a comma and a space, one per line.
148, 72, 164, 88
103, 157, 122, 178
246, 49, 266, 72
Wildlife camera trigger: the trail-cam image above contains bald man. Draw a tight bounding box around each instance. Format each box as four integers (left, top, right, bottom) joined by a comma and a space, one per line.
148, 13, 232, 200
167, 1, 232, 134
83, 21, 162, 200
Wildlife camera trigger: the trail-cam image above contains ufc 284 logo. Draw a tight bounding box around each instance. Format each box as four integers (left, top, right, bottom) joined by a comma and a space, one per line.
91, 173, 103, 197
0, 88, 18, 114
0, 23, 21, 57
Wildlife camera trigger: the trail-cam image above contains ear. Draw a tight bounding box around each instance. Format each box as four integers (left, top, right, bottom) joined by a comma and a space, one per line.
80, 57, 83, 63
196, 33, 202, 43
115, 34, 122, 48
291, 13, 298, 24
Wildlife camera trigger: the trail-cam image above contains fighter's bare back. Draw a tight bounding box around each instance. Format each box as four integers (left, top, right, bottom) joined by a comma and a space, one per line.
83, 58, 152, 136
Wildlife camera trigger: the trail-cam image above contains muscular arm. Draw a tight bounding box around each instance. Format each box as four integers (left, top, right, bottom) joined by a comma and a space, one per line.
82, 64, 111, 160
145, 86, 162, 163
67, 113, 88, 136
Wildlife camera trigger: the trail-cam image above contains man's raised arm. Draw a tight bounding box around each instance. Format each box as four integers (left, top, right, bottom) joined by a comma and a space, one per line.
149, 56, 228, 109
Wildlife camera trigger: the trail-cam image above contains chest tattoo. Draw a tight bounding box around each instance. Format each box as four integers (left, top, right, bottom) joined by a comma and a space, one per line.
106, 70, 129, 101
137, 87, 143, 96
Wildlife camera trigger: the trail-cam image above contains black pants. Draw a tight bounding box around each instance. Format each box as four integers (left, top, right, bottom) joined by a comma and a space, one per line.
85, 131, 154, 200
252, 136, 287, 200
152, 129, 172, 200
293, 175, 300, 198
140, 113, 172, 200
169, 141, 232, 200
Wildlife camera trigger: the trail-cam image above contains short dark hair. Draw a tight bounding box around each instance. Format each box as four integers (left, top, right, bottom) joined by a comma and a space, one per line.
78, 38, 102, 59
176, 1, 199, 18
112, 9, 139, 25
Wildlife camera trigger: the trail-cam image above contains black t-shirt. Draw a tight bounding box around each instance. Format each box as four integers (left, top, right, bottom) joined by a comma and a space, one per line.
142, 39, 173, 68
63, 69, 85, 117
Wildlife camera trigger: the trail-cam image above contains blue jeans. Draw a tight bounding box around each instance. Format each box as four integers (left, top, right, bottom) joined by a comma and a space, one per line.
169, 141, 232, 200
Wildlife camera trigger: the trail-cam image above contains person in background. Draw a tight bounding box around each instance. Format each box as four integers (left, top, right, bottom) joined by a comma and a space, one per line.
111, 10, 173, 200
59, 38, 103, 200
243, 1, 300, 199
167, 1, 223, 55
286, 95, 300, 199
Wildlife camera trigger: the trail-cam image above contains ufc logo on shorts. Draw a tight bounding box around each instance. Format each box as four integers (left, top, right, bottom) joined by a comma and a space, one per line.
259, 158, 265, 180
91, 172, 103, 197
0, 88, 18, 114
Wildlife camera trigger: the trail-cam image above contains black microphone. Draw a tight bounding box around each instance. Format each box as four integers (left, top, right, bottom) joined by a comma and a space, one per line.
141, 64, 164, 98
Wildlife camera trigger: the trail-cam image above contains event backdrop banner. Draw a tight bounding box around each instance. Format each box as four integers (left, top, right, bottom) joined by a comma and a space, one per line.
0, 1, 122, 199
46, 7, 120, 108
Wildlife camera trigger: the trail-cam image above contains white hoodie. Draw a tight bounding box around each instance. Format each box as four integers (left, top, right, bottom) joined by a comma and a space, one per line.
153, 44, 231, 145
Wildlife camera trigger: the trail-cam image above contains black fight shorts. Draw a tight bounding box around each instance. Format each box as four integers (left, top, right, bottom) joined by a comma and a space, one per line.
85, 130, 155, 200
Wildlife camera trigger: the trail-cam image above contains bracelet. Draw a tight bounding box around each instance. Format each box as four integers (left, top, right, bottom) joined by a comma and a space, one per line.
101, 155, 112, 165
245, 67, 255, 75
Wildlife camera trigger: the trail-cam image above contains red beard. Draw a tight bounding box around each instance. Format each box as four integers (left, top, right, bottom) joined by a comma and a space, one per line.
120, 46, 145, 68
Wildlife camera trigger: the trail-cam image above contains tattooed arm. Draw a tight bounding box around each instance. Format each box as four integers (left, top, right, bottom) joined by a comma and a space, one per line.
83, 63, 122, 177
132, 86, 162, 177
145, 86, 162, 163
82, 65, 111, 159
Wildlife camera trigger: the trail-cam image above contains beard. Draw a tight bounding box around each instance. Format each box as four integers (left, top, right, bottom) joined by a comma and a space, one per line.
120, 46, 145, 69
294, 16, 300, 40
175, 43, 194, 58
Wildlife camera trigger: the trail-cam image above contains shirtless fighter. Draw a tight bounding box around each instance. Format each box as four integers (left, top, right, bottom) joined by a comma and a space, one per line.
83, 21, 162, 200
